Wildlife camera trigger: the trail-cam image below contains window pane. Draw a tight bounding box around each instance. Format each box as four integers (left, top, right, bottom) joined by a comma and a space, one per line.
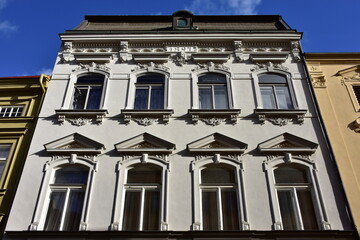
137, 74, 164, 83
260, 87, 276, 109
150, 86, 164, 109
221, 189, 240, 230
77, 75, 104, 84
122, 191, 141, 230
127, 165, 161, 184
86, 86, 102, 109
44, 191, 66, 231
275, 86, 294, 109
199, 74, 226, 83
199, 87, 212, 109
54, 167, 88, 185
0, 145, 11, 159
72, 88, 88, 110
259, 74, 287, 83
214, 86, 229, 109
297, 190, 318, 230
202, 190, 219, 230
274, 166, 308, 184
201, 165, 235, 184
143, 190, 160, 230
62, 190, 85, 231
277, 190, 298, 230
134, 88, 149, 110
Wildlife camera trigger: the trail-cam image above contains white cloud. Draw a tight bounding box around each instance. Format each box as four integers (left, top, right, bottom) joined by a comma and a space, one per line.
186, 0, 261, 15
0, 20, 17, 32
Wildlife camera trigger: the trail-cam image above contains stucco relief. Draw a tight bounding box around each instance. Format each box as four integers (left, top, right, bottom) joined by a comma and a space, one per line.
250, 61, 288, 72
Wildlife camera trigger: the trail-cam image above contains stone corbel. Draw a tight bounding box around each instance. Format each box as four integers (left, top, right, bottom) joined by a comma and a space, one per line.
60, 42, 75, 63
291, 41, 301, 62
188, 109, 240, 125
354, 118, 360, 132
119, 41, 131, 63
234, 40, 245, 62
121, 109, 174, 125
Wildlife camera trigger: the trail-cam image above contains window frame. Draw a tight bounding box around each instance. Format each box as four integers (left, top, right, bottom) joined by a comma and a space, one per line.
191, 157, 248, 231
191, 71, 234, 110
30, 158, 96, 231
111, 156, 169, 231
134, 73, 166, 110
252, 70, 298, 110
0, 141, 16, 184
0, 106, 25, 117
61, 70, 109, 111
264, 157, 331, 230
345, 83, 360, 112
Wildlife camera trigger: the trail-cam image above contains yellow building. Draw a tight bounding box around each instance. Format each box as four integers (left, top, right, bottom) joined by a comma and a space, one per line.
305, 53, 360, 234
0, 75, 49, 236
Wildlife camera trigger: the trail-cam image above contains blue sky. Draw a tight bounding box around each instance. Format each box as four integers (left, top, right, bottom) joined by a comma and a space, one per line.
0, 0, 359, 77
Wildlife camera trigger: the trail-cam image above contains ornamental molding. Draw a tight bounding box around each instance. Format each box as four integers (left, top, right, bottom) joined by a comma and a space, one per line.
131, 62, 170, 73
188, 109, 240, 125
201, 117, 226, 126
121, 109, 173, 125
121, 154, 167, 162
132, 117, 158, 126
311, 76, 326, 88
254, 109, 306, 126
266, 117, 291, 126
170, 51, 188, 66
66, 117, 91, 126
264, 154, 312, 163
290, 41, 301, 62
336, 65, 360, 84
308, 63, 326, 88
250, 61, 289, 72
192, 62, 230, 72
194, 154, 242, 162
55, 110, 107, 126
72, 62, 110, 73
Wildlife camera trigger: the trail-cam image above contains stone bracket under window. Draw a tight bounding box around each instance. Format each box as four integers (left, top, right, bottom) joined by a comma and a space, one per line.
188, 109, 240, 126
121, 109, 174, 126
254, 109, 307, 126
55, 109, 108, 126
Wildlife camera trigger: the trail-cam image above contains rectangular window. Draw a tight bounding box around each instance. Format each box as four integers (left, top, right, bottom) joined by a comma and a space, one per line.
0, 106, 24, 117
0, 144, 11, 179
72, 74, 104, 110
134, 86, 164, 110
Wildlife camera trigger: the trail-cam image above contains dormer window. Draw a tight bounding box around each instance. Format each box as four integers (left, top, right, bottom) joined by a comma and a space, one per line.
172, 10, 193, 30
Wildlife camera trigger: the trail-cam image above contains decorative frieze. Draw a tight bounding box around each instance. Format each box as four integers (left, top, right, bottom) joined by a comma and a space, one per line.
192, 62, 230, 72
73, 62, 110, 73
131, 62, 169, 73
251, 61, 289, 72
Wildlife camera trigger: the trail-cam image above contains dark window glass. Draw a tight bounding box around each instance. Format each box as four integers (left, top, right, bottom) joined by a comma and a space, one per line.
177, 18, 188, 27
353, 85, 360, 105
198, 74, 229, 109
135, 74, 165, 110
274, 166, 308, 184
72, 74, 104, 110
201, 165, 235, 184
127, 165, 162, 184
54, 166, 89, 184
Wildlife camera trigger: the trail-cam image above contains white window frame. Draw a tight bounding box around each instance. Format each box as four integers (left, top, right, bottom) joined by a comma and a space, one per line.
71, 79, 104, 110
125, 70, 170, 110
252, 70, 298, 110
61, 70, 110, 110
30, 157, 96, 231
264, 156, 331, 230
111, 156, 169, 231
0, 106, 24, 117
191, 70, 235, 110
134, 73, 167, 110
191, 157, 249, 231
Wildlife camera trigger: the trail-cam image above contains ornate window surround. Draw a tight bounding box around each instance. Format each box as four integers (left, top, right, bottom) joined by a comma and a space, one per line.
251, 63, 307, 125
187, 133, 249, 230
336, 65, 360, 112
55, 63, 110, 126
189, 65, 240, 125
30, 133, 104, 231
122, 66, 173, 125
111, 133, 175, 231
259, 133, 330, 230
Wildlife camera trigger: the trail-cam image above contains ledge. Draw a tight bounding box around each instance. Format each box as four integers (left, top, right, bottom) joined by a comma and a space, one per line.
55, 109, 108, 126
254, 109, 307, 126
249, 51, 290, 63
121, 109, 174, 126
188, 109, 241, 126
132, 53, 170, 63
192, 52, 231, 63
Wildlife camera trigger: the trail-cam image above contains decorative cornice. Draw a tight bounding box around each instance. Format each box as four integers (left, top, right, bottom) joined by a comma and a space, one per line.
192, 62, 230, 72
188, 109, 240, 125
121, 109, 173, 125
55, 109, 108, 126
250, 61, 288, 72
131, 62, 170, 73
254, 109, 307, 125
72, 62, 110, 73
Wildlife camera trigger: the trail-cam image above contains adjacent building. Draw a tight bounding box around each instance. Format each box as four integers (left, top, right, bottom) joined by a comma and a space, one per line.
305, 53, 360, 235
0, 75, 49, 237
4, 12, 357, 240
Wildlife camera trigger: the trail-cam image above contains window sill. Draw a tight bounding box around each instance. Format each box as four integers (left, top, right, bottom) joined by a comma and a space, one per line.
55, 109, 108, 126
188, 109, 241, 126
254, 109, 307, 126
121, 109, 174, 126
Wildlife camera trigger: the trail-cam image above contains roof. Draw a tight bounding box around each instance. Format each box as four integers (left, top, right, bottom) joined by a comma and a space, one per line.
64, 13, 294, 33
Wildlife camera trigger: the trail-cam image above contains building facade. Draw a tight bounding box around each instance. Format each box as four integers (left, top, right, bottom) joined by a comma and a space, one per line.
305, 53, 360, 235
5, 12, 357, 239
0, 75, 49, 237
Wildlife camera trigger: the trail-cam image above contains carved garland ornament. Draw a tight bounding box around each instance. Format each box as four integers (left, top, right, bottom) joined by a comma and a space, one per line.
73, 62, 110, 73
192, 62, 230, 72
251, 62, 289, 72
131, 62, 169, 72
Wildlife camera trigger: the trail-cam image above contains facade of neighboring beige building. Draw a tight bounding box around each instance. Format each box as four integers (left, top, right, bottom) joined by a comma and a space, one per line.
305, 53, 360, 235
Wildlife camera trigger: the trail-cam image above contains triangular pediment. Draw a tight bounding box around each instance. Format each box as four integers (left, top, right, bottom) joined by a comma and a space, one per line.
44, 133, 105, 154
336, 65, 360, 82
187, 133, 247, 154
258, 132, 318, 154
115, 133, 175, 154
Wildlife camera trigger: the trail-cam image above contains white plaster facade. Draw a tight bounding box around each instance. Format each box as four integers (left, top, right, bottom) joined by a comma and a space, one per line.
4, 11, 356, 240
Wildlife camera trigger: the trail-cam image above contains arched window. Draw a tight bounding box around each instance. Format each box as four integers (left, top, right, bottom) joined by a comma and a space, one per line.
44, 165, 89, 231
122, 164, 162, 230
198, 73, 229, 109
71, 74, 104, 110
259, 73, 294, 109
274, 164, 318, 230
200, 164, 240, 230
134, 74, 165, 110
